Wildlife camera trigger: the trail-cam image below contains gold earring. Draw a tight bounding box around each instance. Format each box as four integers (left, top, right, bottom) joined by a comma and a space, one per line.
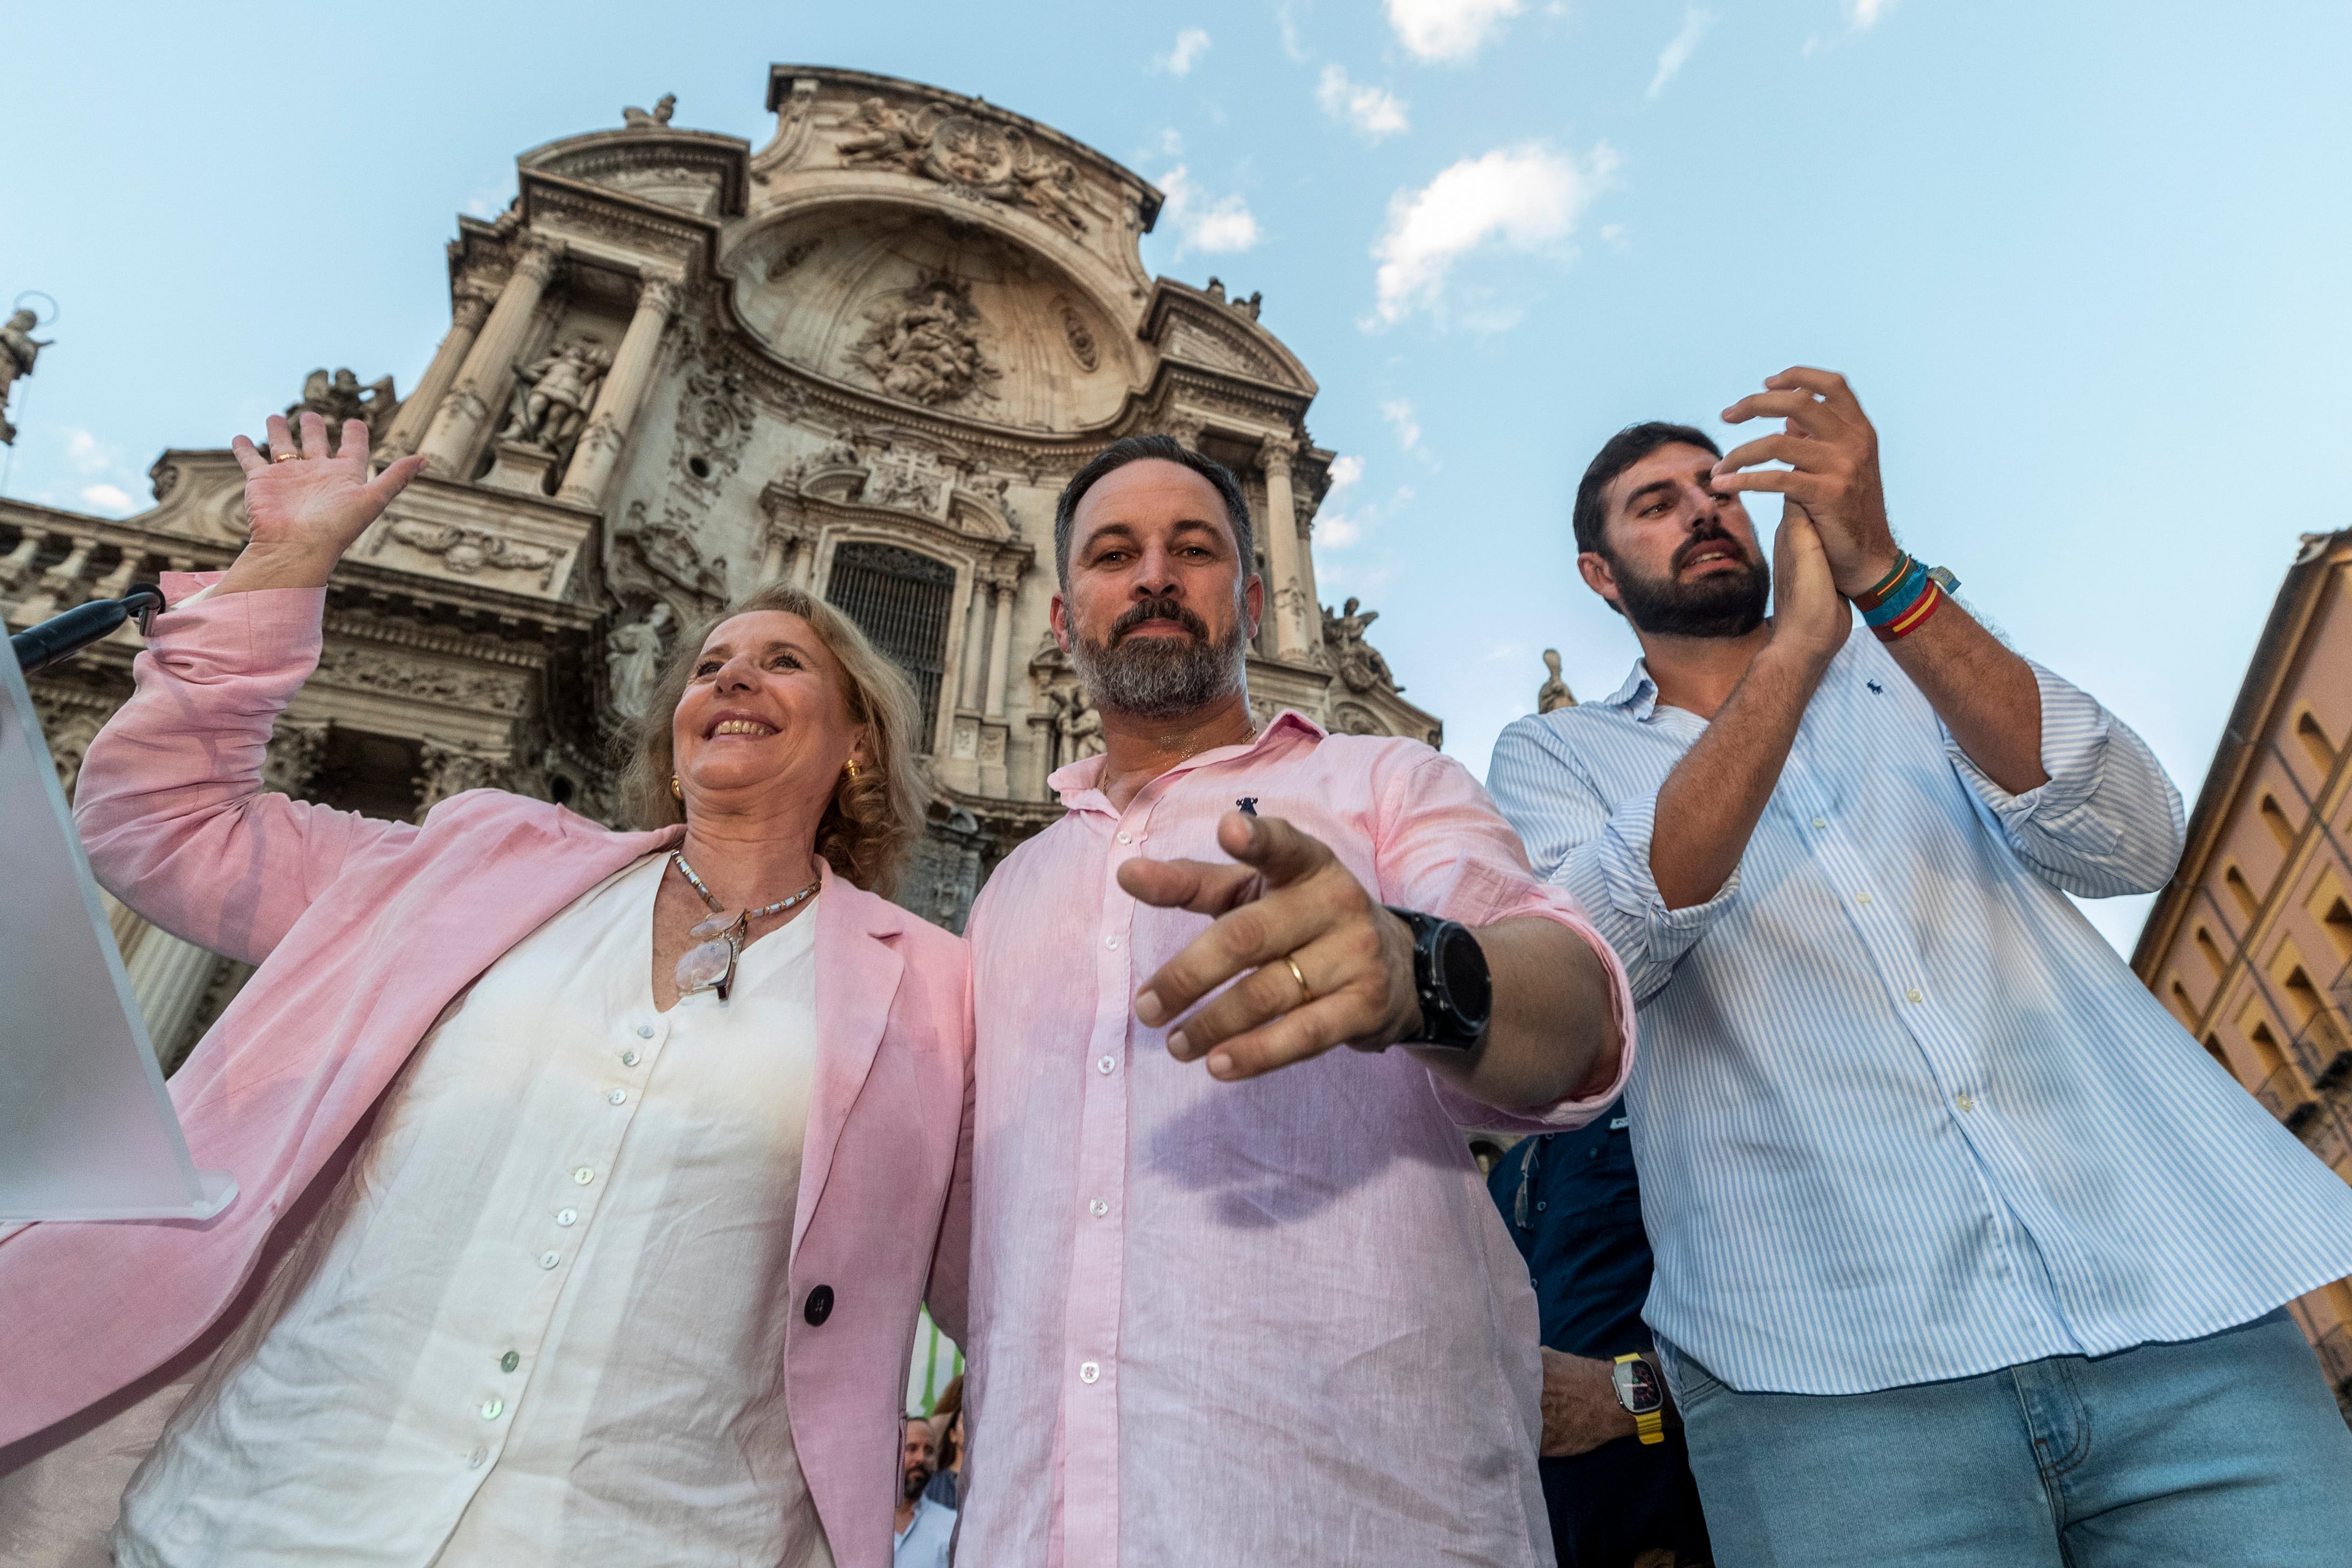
670, 774, 683, 800
843, 760, 861, 780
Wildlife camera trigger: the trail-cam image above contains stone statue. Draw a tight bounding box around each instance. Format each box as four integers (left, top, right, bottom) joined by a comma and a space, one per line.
622, 94, 675, 129
606, 601, 676, 723
836, 97, 928, 171
1013, 157, 1088, 234
1322, 596, 1401, 695
0, 307, 53, 447
818, 427, 864, 469
851, 280, 998, 408
1053, 685, 1104, 766
499, 339, 610, 453
286, 366, 399, 450
1537, 649, 1576, 714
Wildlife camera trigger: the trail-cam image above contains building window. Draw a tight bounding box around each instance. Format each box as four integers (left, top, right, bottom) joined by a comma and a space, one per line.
2223, 864, 2261, 920
2261, 794, 2298, 852
2296, 710, 2337, 774
2196, 926, 2228, 979
825, 541, 956, 751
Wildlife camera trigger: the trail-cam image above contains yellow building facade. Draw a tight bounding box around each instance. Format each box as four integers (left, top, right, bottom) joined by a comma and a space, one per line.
2133, 528, 2352, 1420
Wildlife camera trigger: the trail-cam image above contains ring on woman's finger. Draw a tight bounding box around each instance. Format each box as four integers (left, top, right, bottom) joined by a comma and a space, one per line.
1284, 953, 1313, 1007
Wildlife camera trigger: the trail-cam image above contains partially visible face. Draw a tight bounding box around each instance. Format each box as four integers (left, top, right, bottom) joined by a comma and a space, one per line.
1052, 458, 1260, 721
1581, 443, 1771, 639
902, 1420, 937, 1498
670, 610, 867, 814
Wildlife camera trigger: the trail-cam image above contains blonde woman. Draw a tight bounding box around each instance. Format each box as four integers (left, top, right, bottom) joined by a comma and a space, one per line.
0, 411, 973, 1568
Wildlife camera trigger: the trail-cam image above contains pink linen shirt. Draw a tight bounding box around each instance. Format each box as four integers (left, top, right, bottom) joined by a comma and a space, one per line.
958, 713, 1636, 1568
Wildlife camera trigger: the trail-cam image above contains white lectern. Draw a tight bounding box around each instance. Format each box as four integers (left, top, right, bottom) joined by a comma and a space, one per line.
0, 642, 235, 1222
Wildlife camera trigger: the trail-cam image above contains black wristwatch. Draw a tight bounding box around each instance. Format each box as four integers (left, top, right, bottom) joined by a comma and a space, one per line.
1386, 907, 1492, 1050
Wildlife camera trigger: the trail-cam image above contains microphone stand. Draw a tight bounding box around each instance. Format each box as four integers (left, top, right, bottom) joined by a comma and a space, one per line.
9, 584, 166, 675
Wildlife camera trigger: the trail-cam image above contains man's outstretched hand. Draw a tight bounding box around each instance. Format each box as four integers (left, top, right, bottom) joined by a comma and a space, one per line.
219, 411, 428, 595
1123, 811, 1424, 1081
1712, 366, 1900, 598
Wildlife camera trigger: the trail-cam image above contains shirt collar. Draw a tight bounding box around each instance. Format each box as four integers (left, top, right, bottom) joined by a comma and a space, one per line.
1602, 660, 1663, 722
1048, 709, 1327, 811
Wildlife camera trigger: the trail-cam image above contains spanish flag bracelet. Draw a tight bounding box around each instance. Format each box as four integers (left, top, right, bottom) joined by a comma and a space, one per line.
1855, 554, 1960, 643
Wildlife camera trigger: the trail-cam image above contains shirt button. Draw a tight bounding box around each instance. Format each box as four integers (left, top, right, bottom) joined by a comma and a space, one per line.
1079, 1360, 1101, 1385
556, 1207, 578, 1226
1117, 830, 1132, 844
607, 1089, 628, 1105
1096, 1055, 1116, 1074
499, 1350, 520, 1373
1906, 988, 1924, 1004
1811, 817, 1828, 830
1535, 1200, 1548, 1212
480, 1397, 504, 1421
635, 1023, 654, 1039
573, 1167, 595, 1185
621, 1049, 640, 1067
1105, 935, 1119, 949
1856, 892, 1872, 906
1956, 1093, 1975, 1112
1089, 1198, 1109, 1217
538, 1251, 560, 1270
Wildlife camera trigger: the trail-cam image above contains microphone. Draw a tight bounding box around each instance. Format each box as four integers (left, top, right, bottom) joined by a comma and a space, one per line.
9, 584, 167, 675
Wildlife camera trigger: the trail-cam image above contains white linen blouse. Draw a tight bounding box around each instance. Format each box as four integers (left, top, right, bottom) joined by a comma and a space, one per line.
114, 851, 834, 1568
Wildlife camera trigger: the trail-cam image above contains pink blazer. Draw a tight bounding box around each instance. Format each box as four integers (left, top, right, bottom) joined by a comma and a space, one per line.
0, 577, 974, 1568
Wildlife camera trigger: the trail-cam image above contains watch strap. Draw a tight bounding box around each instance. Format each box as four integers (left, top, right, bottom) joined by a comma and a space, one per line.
1615, 1352, 1666, 1445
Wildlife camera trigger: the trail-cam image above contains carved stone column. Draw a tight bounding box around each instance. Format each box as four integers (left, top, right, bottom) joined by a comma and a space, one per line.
12, 535, 97, 625
124, 929, 218, 1066
956, 571, 989, 711
983, 578, 1016, 719
557, 271, 682, 510
1260, 438, 1309, 660
415, 238, 564, 478
380, 282, 497, 461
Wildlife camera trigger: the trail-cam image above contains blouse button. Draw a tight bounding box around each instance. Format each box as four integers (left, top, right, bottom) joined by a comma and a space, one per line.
556, 1208, 578, 1227
607, 1089, 628, 1106
499, 1350, 520, 1373
635, 1023, 655, 1040
573, 1167, 595, 1185
621, 1050, 640, 1067
538, 1251, 560, 1270
480, 1397, 504, 1421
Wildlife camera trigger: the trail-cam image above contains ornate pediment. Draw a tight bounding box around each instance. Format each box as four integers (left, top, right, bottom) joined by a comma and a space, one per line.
518, 123, 749, 220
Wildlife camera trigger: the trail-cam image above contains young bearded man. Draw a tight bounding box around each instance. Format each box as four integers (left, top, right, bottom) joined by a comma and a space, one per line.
952, 434, 1635, 1567
1486, 369, 2352, 1566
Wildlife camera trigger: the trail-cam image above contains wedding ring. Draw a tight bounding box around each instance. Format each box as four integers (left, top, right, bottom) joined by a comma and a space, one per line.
1284, 954, 1314, 1007
271, 450, 299, 463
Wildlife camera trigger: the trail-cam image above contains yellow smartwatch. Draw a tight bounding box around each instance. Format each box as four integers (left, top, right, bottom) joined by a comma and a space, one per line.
1612, 1352, 1666, 1445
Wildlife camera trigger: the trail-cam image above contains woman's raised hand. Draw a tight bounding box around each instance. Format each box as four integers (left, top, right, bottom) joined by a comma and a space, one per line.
218, 412, 429, 594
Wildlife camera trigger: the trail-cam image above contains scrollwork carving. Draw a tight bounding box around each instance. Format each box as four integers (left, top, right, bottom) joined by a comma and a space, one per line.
833, 97, 1095, 235
311, 645, 527, 711
381, 520, 563, 588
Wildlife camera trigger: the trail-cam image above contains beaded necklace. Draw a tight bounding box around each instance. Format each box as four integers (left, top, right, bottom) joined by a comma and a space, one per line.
668, 849, 821, 1002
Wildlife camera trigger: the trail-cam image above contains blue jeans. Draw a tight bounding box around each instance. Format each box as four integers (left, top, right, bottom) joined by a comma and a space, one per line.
1657, 1309, 2352, 1567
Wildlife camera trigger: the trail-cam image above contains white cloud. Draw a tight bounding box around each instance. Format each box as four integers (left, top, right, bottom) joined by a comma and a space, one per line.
1157, 166, 1261, 256
78, 482, 133, 514
1278, 2, 1312, 62
1648, 7, 1715, 98
1847, 0, 1895, 26
1155, 27, 1213, 75
1328, 454, 1365, 490
1386, 0, 1524, 62
1316, 66, 1410, 142
1380, 399, 1423, 451
62, 427, 114, 475
1159, 128, 1185, 157
1368, 143, 1618, 327
1316, 456, 1371, 547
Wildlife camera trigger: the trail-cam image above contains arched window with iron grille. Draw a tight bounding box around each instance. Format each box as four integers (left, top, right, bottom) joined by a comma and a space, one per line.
825, 541, 956, 751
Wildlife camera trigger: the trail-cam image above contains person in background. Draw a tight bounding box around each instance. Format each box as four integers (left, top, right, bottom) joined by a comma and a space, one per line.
1487, 371, 2352, 1565
893, 1418, 954, 1568
1489, 1106, 1710, 1567
922, 1375, 963, 1511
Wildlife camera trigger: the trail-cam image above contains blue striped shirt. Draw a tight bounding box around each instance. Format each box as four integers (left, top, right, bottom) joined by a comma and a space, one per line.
1488, 632, 2352, 1395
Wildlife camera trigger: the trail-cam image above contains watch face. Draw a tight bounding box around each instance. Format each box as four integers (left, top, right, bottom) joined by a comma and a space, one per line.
1437, 925, 1494, 1026
1613, 1358, 1664, 1414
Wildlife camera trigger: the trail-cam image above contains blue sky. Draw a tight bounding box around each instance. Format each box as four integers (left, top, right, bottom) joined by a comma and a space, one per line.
5, 1, 2347, 952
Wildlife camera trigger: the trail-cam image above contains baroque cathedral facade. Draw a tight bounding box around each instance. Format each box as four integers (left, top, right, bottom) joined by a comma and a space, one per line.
0, 66, 1438, 1066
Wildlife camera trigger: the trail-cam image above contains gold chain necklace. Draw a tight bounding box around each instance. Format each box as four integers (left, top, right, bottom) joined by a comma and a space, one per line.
669, 850, 821, 1002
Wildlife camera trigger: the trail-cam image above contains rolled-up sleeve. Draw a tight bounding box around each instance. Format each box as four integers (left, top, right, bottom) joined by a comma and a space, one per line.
1366, 748, 1637, 1134
1945, 660, 2184, 899
1488, 715, 1739, 1006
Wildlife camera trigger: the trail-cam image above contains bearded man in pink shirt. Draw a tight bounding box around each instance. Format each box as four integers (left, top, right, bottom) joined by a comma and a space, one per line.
955, 435, 1637, 1567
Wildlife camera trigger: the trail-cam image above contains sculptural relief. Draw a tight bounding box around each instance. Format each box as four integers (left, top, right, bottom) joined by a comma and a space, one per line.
285, 367, 399, 451
671, 364, 758, 491
849, 279, 999, 409
833, 98, 1094, 235
499, 338, 611, 454
382, 520, 562, 588
1057, 298, 1099, 371
310, 645, 526, 711
1329, 701, 1389, 738
1537, 649, 1576, 714
618, 498, 729, 605
416, 739, 510, 818
263, 719, 333, 799
621, 94, 676, 130
605, 600, 676, 723
1322, 596, 1402, 695
0, 306, 53, 447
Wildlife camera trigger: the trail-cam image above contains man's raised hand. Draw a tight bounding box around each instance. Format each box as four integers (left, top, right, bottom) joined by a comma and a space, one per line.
1123, 811, 1423, 1082
220, 411, 428, 594
1713, 367, 1900, 597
